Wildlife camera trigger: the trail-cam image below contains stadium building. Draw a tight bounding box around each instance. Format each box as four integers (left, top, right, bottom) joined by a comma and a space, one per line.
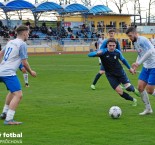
0, 0, 154, 53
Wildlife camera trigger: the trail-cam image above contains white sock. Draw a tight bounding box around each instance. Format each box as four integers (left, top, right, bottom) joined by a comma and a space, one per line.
151, 89, 155, 96
2, 104, 9, 113
98, 58, 101, 63
23, 73, 28, 84
140, 90, 152, 110
6, 109, 15, 121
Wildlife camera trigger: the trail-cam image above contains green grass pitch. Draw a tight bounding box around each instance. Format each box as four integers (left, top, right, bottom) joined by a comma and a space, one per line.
0, 52, 155, 145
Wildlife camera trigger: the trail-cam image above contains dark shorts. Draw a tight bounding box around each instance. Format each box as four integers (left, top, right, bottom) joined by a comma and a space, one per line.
100, 64, 105, 71
105, 71, 130, 89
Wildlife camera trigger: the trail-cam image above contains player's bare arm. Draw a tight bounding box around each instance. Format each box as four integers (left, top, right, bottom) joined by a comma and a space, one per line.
22, 59, 37, 77
132, 62, 139, 70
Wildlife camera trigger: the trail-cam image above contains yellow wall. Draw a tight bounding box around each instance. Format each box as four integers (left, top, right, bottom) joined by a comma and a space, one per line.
112, 33, 154, 40
58, 15, 85, 22
87, 15, 131, 28
60, 14, 131, 30
60, 15, 154, 39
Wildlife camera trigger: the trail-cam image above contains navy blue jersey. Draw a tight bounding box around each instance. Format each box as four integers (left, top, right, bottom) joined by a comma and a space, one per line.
88, 49, 131, 89
100, 49, 130, 76
88, 49, 131, 76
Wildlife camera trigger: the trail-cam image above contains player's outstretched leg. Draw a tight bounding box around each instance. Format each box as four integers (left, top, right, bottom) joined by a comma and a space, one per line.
116, 85, 137, 106
121, 84, 140, 97
91, 73, 102, 90
91, 69, 105, 90
139, 90, 153, 115
0, 92, 13, 120
4, 91, 23, 125
116, 86, 137, 106
4, 108, 23, 125
120, 92, 137, 106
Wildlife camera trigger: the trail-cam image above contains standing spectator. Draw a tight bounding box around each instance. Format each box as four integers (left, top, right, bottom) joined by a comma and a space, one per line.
102, 24, 105, 33
97, 22, 102, 33
42, 21, 46, 27
67, 26, 72, 33
123, 24, 127, 33
100, 21, 103, 33
97, 22, 100, 32
91, 22, 95, 33
25, 19, 31, 27
82, 24, 86, 29
70, 34, 75, 40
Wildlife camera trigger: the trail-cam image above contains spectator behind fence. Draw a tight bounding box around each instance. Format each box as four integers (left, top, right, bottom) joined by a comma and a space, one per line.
122, 39, 127, 52
67, 26, 72, 33
91, 22, 95, 32
25, 20, 31, 27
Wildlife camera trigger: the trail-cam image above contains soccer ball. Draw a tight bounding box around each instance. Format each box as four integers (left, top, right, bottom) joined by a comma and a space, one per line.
109, 106, 122, 119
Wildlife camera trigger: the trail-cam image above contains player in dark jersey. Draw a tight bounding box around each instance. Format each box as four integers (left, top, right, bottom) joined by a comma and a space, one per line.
88, 38, 139, 105
91, 29, 121, 90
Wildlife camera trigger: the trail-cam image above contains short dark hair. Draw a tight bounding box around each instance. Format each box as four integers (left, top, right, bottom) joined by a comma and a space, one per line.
16, 25, 29, 35
126, 26, 137, 34
107, 38, 117, 44
108, 29, 115, 33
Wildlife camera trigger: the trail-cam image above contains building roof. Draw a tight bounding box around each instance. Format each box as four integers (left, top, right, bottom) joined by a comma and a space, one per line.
34, 3, 89, 14
89, 5, 112, 14
88, 13, 140, 16
34, 2, 63, 13
0, 2, 4, 8
0, 1, 139, 17
5, 0, 35, 12
64, 3, 89, 13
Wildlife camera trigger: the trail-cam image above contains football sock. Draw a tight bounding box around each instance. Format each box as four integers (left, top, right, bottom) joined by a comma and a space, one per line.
2, 104, 9, 114
92, 73, 102, 85
23, 73, 28, 84
124, 84, 140, 97
151, 89, 155, 96
6, 109, 15, 121
140, 90, 152, 110
126, 85, 135, 92
120, 92, 133, 101
98, 58, 101, 64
